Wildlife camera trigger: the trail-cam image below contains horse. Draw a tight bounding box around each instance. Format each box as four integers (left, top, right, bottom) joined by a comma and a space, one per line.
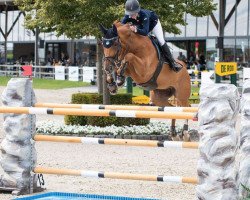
100, 21, 191, 141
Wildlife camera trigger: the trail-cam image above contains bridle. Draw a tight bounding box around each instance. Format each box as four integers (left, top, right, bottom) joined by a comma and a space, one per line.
102, 27, 133, 80
102, 36, 122, 75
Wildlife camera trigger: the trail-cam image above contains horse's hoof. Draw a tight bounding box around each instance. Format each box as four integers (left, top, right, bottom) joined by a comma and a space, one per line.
110, 90, 118, 95
171, 135, 180, 141
182, 130, 190, 142
117, 76, 125, 87
108, 82, 118, 95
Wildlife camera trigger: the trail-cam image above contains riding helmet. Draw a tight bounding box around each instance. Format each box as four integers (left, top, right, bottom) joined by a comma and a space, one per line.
125, 0, 140, 16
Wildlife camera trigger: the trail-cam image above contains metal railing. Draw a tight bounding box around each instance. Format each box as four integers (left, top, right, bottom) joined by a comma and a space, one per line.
0, 65, 97, 82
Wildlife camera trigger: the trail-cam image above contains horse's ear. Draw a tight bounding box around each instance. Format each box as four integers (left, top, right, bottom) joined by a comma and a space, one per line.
112, 24, 118, 36
114, 20, 122, 28
99, 24, 108, 35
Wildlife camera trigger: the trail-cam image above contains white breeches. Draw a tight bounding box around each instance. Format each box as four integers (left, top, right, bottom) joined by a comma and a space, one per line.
152, 20, 165, 46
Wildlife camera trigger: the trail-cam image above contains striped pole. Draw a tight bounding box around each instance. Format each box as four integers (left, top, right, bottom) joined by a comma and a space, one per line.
34, 135, 199, 149
0, 107, 196, 120
33, 167, 198, 184
34, 103, 198, 113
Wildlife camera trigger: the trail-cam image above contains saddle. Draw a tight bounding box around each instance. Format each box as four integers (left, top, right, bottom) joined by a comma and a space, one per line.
136, 36, 165, 91
149, 35, 168, 63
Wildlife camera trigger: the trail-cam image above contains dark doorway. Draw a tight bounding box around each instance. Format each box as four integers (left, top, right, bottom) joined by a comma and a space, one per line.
169, 40, 206, 69
46, 42, 67, 63
13, 43, 34, 64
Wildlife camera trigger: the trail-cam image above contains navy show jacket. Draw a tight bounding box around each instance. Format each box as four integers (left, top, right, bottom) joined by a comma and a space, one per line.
121, 9, 158, 36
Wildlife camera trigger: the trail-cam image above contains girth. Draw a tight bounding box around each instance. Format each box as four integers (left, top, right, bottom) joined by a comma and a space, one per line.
137, 36, 164, 91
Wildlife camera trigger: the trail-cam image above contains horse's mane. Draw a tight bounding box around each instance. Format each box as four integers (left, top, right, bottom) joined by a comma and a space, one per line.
114, 21, 146, 42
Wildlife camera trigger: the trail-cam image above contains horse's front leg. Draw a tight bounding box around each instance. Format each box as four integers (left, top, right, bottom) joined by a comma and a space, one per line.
116, 53, 145, 87
103, 62, 118, 95
116, 59, 128, 87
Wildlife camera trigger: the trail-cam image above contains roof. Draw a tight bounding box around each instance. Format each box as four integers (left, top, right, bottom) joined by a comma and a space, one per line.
0, 0, 19, 11
0, 0, 14, 5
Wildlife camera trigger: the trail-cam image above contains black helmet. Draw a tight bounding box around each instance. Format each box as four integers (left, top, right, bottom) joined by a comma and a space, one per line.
125, 0, 140, 16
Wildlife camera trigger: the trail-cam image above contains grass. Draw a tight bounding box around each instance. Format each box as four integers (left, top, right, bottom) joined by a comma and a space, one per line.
119, 86, 144, 96
0, 77, 90, 89
119, 85, 200, 98
0, 77, 200, 101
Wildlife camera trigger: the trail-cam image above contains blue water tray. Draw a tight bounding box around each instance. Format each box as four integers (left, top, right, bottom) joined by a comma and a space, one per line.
14, 192, 159, 200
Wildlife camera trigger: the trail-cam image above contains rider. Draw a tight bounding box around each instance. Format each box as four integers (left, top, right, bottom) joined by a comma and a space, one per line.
121, 0, 182, 72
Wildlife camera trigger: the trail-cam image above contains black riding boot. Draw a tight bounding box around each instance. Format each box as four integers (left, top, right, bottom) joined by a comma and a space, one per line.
161, 43, 183, 72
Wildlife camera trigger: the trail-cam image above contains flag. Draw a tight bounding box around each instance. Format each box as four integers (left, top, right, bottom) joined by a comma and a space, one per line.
21, 65, 32, 76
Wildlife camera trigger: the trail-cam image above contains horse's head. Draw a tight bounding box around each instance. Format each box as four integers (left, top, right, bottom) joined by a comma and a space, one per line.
100, 23, 123, 95
100, 22, 135, 95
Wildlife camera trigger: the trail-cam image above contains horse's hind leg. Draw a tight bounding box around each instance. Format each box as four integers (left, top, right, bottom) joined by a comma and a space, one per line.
176, 98, 191, 142
182, 120, 190, 142
170, 119, 180, 141
150, 89, 180, 141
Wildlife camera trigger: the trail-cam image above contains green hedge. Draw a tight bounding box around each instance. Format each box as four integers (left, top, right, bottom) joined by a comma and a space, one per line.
65, 93, 149, 127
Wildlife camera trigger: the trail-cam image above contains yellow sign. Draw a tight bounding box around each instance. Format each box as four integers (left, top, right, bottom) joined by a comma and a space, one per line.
132, 95, 150, 104
215, 62, 237, 76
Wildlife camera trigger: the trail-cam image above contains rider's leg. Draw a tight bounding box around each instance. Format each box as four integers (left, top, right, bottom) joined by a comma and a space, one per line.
152, 20, 182, 72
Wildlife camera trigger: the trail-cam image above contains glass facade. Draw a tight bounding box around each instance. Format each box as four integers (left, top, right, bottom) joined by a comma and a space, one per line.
0, 10, 97, 65
167, 0, 250, 68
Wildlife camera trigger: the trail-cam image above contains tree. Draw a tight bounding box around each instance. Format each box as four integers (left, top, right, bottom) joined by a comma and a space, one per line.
14, 0, 216, 103
15, 0, 216, 37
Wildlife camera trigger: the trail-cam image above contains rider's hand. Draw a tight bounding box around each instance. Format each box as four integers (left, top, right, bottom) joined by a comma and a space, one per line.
130, 25, 137, 33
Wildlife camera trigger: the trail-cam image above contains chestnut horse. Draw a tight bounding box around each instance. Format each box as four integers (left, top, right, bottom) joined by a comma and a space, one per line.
100, 21, 191, 140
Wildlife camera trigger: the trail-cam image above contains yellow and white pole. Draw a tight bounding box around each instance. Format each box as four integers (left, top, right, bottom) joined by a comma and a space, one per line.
34, 135, 199, 149
34, 103, 198, 113
34, 167, 198, 184
0, 107, 197, 120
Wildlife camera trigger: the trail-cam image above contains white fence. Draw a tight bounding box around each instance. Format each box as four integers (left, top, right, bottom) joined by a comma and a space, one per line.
0, 65, 97, 83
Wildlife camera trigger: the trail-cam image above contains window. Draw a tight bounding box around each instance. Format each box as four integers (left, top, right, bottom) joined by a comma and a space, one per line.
165, 32, 175, 38
236, 0, 248, 36
236, 38, 249, 65
208, 0, 219, 36
208, 16, 218, 36
224, 38, 235, 62
175, 24, 185, 37
197, 16, 208, 37
186, 14, 196, 37
206, 39, 217, 70
248, 39, 250, 66
249, 0, 250, 36
75, 41, 96, 67
225, 0, 236, 36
